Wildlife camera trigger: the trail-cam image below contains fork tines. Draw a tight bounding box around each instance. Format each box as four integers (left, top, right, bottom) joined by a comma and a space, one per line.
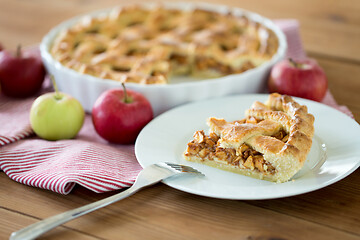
165, 162, 203, 175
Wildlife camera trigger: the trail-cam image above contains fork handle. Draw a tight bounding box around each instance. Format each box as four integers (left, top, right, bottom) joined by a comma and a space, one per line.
10, 184, 143, 240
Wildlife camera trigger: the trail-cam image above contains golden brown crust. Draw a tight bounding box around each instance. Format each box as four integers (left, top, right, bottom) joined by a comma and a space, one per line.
207, 118, 282, 149
51, 4, 279, 84
248, 93, 315, 162
184, 93, 315, 183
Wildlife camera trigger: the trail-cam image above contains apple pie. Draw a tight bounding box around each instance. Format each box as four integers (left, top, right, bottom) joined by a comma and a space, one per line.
50, 5, 279, 84
184, 93, 315, 183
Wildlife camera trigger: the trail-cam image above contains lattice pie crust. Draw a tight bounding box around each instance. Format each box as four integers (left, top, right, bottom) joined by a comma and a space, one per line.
50, 5, 279, 84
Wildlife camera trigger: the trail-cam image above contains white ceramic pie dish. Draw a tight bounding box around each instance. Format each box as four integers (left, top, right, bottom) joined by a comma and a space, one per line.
40, 2, 287, 116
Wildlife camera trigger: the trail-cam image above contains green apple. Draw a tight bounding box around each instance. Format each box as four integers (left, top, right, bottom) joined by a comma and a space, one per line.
29, 92, 85, 141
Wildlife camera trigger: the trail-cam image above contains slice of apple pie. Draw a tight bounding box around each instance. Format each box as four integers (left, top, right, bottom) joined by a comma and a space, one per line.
184, 93, 315, 183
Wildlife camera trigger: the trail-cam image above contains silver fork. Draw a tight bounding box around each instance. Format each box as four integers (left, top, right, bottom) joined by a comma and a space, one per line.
10, 162, 203, 240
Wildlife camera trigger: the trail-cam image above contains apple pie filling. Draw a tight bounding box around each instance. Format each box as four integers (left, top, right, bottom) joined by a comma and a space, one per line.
194, 56, 237, 75
169, 53, 188, 65
272, 129, 289, 143
184, 130, 276, 174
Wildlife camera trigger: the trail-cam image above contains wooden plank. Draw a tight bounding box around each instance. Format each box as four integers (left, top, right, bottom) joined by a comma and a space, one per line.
0, 208, 99, 240
246, 169, 360, 235
0, 0, 359, 61
1, 173, 359, 240
210, 0, 360, 61
313, 56, 360, 122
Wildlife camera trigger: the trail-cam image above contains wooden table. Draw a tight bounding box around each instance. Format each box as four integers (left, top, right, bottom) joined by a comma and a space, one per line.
1, 0, 359, 239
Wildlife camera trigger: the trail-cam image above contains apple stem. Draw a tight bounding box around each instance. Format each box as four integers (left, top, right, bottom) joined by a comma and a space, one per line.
50, 75, 61, 100
16, 45, 22, 58
289, 58, 302, 68
121, 83, 132, 103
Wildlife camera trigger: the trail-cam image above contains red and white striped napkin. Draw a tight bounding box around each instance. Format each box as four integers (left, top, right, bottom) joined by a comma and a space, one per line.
0, 20, 354, 195
0, 91, 142, 194
0, 48, 142, 194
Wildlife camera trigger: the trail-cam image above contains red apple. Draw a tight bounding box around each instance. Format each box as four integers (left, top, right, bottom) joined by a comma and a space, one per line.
268, 58, 328, 102
0, 45, 46, 98
92, 84, 153, 144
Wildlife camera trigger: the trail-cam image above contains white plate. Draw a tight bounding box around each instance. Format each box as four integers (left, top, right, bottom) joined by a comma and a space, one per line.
135, 94, 360, 200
